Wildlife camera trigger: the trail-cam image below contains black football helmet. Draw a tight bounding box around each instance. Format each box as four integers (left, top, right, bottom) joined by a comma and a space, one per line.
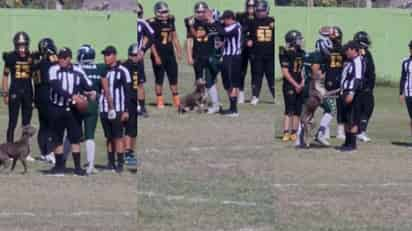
285, 30, 304, 48
135, 2, 144, 18
154, 1, 169, 21
77, 44, 95, 64
194, 1, 208, 20
354, 31, 371, 48
13, 31, 30, 53
255, 0, 269, 16
128, 43, 140, 56
38, 38, 57, 56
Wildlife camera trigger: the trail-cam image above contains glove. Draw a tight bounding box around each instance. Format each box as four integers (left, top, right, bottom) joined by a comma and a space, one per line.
108, 109, 116, 120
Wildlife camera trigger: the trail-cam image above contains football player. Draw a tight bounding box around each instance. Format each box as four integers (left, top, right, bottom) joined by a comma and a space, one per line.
185, 2, 222, 114
148, 1, 183, 109
122, 43, 142, 168
279, 30, 305, 142
236, 0, 256, 104
247, 0, 275, 105
2, 32, 34, 146
400, 40, 412, 136
75, 45, 101, 175
354, 31, 375, 142
135, 2, 154, 117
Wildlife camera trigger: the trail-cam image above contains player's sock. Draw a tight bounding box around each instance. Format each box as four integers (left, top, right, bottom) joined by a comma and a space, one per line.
117, 153, 125, 172
344, 132, 350, 147
291, 129, 297, 135
108, 152, 115, 168
86, 140, 95, 169
229, 97, 238, 113
172, 93, 180, 108
319, 113, 333, 135
62, 137, 71, 161
72, 152, 81, 170
54, 154, 63, 169
351, 133, 357, 149
208, 85, 219, 107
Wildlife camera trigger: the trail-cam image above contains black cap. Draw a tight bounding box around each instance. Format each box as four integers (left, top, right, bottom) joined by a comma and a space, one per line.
57, 47, 72, 59
101, 45, 117, 56
343, 40, 361, 51
409, 40, 412, 49
221, 10, 235, 20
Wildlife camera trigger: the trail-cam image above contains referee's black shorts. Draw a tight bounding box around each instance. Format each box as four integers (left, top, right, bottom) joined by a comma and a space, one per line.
49, 104, 82, 146
221, 55, 242, 91
100, 113, 124, 140
339, 94, 361, 127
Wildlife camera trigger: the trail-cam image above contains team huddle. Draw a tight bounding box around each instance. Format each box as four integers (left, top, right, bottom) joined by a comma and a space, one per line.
279, 26, 376, 152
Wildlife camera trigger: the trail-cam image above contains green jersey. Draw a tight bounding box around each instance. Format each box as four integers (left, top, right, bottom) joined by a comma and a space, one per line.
76, 63, 105, 93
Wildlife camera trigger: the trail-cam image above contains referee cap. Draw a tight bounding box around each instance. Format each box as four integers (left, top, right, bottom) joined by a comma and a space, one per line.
58, 47, 72, 59
101, 45, 117, 56
343, 40, 361, 51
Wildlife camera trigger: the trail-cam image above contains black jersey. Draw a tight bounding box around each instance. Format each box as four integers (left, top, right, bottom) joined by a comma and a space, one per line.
248, 16, 275, 57
236, 12, 255, 43
184, 16, 195, 39
325, 47, 344, 90
360, 48, 376, 91
279, 46, 305, 88
2, 51, 34, 91
32, 52, 58, 87
147, 15, 176, 56
122, 59, 140, 100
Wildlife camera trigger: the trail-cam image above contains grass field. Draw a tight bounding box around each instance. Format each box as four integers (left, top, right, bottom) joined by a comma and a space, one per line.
137, 61, 276, 230
273, 85, 412, 230
0, 91, 138, 229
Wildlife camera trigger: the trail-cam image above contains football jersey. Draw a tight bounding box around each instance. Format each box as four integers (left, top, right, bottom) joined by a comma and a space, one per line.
248, 16, 275, 57
122, 59, 141, 101
279, 46, 305, 88
360, 48, 376, 91
2, 51, 34, 90
32, 52, 58, 87
325, 46, 344, 90
76, 63, 104, 93
236, 12, 255, 43
147, 15, 176, 56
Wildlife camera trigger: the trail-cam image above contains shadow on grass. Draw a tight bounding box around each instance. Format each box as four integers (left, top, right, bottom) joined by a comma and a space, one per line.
391, 141, 412, 147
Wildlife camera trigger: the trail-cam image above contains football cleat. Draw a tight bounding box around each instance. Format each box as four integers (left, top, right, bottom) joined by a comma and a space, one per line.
357, 132, 371, 142
250, 96, 259, 106
282, 133, 291, 142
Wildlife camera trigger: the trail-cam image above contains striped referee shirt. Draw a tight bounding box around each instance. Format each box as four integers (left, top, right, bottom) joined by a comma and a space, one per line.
99, 62, 131, 113
214, 22, 242, 56
137, 19, 154, 53
400, 56, 412, 97
340, 55, 365, 95
48, 64, 92, 108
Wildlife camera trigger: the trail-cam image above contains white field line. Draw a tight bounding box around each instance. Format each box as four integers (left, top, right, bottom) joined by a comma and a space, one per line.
0, 211, 134, 218
273, 182, 412, 189
137, 191, 266, 208
141, 144, 270, 154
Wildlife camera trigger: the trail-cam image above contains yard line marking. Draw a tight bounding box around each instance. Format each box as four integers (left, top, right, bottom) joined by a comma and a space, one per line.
0, 211, 135, 218
137, 191, 269, 208
273, 182, 412, 188
142, 144, 270, 153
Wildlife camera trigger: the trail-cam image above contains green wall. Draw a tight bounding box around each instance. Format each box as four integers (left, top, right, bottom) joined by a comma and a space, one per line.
0, 3, 411, 82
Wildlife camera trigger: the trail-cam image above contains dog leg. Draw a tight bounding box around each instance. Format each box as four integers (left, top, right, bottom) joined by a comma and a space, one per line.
20, 158, 28, 174
10, 158, 18, 172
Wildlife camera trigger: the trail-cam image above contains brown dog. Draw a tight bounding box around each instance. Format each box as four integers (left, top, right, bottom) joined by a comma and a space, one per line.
178, 79, 208, 113
0, 125, 37, 174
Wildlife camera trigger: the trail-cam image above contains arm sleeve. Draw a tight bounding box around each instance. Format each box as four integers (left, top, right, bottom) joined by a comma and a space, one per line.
141, 21, 155, 53
122, 67, 132, 110
366, 51, 376, 89
214, 22, 240, 37
279, 47, 290, 69
400, 61, 407, 95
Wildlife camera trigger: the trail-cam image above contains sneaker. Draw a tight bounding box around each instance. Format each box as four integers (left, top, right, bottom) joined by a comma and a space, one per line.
26, 155, 35, 162
250, 96, 259, 106
207, 105, 221, 114
116, 165, 124, 174
137, 104, 141, 113
126, 155, 138, 166
106, 162, 117, 172
74, 168, 86, 176
338, 145, 357, 153
238, 91, 245, 104
316, 134, 331, 146
290, 133, 297, 142
45, 153, 56, 165
46, 166, 65, 176
357, 132, 371, 143
282, 133, 290, 142
221, 109, 239, 117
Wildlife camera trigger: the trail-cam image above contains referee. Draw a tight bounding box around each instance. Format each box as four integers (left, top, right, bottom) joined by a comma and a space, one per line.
400, 40, 412, 136
338, 41, 365, 152
48, 47, 93, 175
208, 10, 242, 117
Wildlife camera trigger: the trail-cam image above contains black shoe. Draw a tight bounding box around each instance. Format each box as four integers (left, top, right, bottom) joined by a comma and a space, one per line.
106, 162, 117, 171
46, 166, 65, 176
220, 109, 239, 117
116, 165, 124, 174
336, 145, 356, 153
74, 168, 86, 176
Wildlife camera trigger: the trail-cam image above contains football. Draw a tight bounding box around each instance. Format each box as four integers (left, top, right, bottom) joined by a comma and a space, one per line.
73, 94, 89, 113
